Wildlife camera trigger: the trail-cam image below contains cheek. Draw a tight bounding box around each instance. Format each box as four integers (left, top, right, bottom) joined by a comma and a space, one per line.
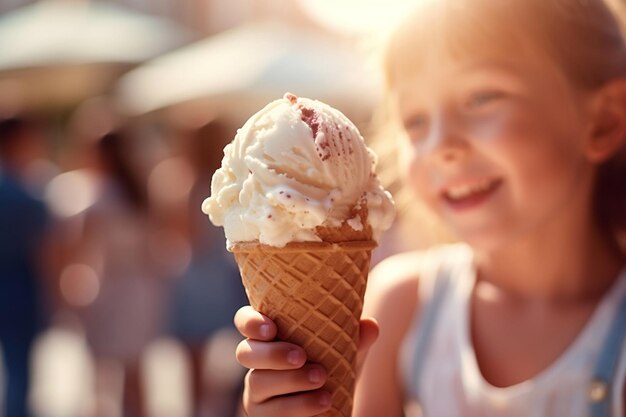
485, 118, 587, 204
398, 141, 422, 190
475, 105, 579, 168
467, 106, 531, 146
400, 148, 438, 208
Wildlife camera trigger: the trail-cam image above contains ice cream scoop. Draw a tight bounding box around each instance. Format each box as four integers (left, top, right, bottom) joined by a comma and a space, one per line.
202, 93, 394, 247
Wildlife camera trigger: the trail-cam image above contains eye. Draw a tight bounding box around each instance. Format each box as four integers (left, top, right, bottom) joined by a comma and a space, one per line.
402, 114, 429, 144
403, 114, 428, 131
466, 91, 505, 108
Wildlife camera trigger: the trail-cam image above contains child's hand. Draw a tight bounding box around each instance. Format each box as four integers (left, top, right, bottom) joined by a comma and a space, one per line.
234, 306, 379, 417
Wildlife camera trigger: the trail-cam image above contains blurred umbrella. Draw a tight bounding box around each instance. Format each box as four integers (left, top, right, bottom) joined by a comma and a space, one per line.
116, 20, 380, 122
0, 0, 188, 111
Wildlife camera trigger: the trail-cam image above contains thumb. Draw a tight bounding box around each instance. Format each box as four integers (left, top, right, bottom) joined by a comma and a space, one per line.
356, 317, 379, 372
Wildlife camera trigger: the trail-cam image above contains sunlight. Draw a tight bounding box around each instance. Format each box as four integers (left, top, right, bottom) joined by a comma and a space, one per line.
297, 0, 421, 35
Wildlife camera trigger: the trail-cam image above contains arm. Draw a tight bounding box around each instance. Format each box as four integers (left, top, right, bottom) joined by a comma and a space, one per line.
353, 252, 423, 417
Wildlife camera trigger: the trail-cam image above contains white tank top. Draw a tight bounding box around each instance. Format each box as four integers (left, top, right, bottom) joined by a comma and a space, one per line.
401, 244, 626, 417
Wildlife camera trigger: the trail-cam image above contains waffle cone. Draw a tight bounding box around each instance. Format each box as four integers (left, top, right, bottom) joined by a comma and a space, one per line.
231, 239, 376, 417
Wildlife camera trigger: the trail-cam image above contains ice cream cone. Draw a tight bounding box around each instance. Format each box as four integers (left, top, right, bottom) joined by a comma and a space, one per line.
201, 94, 395, 416
231, 239, 376, 417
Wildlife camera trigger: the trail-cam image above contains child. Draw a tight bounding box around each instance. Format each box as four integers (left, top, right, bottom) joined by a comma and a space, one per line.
233, 0, 626, 415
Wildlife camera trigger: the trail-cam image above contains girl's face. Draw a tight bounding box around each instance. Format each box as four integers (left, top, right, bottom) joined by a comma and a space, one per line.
392, 48, 597, 249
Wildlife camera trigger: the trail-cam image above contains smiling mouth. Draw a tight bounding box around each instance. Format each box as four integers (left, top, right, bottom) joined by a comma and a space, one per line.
441, 178, 502, 210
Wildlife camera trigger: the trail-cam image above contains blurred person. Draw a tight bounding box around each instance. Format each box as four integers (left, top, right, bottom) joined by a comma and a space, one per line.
48, 101, 169, 417
0, 115, 58, 198
156, 121, 247, 417
232, 0, 626, 416
0, 116, 51, 417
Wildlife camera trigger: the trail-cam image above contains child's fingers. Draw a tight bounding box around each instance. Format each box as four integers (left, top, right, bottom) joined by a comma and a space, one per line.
245, 364, 327, 403
236, 339, 307, 370
243, 385, 332, 417
234, 306, 277, 341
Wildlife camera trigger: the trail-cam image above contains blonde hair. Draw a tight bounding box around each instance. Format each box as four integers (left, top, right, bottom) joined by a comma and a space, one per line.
373, 0, 626, 242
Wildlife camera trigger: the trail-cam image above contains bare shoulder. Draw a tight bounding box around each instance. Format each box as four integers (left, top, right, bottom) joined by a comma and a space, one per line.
364, 243, 471, 341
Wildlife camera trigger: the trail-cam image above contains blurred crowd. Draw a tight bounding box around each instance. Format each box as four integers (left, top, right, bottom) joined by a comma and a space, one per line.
0, 98, 249, 417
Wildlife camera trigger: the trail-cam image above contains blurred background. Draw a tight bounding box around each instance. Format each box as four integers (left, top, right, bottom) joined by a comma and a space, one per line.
0, 1, 423, 417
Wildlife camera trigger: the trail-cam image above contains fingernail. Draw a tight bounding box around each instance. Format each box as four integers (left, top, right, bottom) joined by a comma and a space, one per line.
308, 368, 323, 384
259, 324, 271, 338
319, 391, 332, 407
287, 349, 303, 365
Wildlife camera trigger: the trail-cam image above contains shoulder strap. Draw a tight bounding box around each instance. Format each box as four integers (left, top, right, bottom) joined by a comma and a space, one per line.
409, 264, 453, 400
589, 293, 626, 417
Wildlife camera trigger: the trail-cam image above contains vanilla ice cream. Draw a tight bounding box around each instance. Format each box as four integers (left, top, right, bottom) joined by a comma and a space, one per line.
202, 93, 394, 248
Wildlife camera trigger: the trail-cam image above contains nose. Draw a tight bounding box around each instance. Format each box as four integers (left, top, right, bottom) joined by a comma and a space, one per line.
422, 114, 469, 163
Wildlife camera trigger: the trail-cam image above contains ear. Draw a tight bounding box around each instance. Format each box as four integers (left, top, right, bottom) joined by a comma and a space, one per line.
585, 79, 626, 163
